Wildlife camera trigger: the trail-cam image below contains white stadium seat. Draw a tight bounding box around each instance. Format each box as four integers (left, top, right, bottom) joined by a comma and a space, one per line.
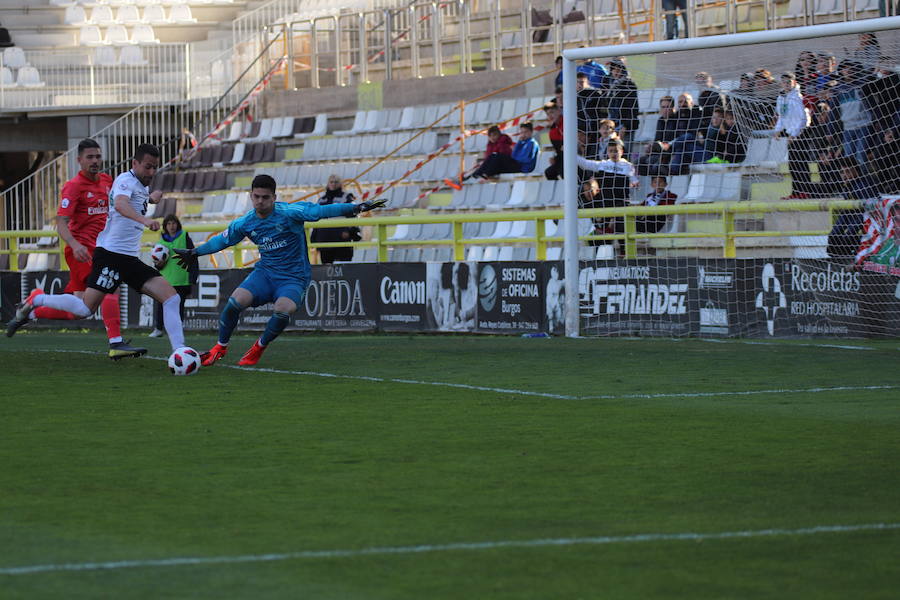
94, 46, 118, 66
79, 25, 105, 46
132, 25, 160, 44
143, 5, 169, 24
3, 47, 27, 70
17, 66, 45, 88
116, 5, 143, 25
119, 45, 147, 65
105, 25, 131, 46
64, 5, 88, 25
169, 5, 197, 23
90, 6, 115, 26
1, 67, 16, 88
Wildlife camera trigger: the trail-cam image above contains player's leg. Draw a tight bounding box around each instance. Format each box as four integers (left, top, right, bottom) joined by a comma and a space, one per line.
140, 275, 186, 351
200, 286, 253, 366
237, 277, 304, 366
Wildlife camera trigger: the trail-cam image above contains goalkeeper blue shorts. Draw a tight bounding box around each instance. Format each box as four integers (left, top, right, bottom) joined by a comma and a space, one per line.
238, 267, 309, 308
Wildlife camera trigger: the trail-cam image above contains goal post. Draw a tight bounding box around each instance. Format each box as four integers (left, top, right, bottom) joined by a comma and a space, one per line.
561, 17, 900, 338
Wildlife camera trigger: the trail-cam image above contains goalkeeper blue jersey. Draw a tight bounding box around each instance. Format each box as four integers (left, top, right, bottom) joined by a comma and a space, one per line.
196, 201, 355, 278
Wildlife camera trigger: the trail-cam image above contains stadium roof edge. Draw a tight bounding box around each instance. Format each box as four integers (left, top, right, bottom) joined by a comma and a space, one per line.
562, 16, 900, 61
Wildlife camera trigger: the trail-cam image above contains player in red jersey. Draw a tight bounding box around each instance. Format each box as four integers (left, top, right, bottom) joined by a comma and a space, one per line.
6, 139, 146, 359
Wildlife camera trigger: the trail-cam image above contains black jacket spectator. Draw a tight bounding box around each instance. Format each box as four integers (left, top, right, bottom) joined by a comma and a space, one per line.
606, 62, 639, 135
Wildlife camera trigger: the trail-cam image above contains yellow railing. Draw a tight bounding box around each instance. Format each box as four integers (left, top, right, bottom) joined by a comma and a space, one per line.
0, 200, 860, 271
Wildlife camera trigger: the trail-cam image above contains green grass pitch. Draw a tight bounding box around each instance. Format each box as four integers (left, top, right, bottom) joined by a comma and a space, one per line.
1, 331, 899, 599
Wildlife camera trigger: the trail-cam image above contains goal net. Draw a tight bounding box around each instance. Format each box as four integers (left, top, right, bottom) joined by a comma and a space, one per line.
561, 18, 900, 339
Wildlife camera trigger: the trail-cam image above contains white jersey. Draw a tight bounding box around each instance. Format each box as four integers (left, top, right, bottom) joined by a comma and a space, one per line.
96, 170, 150, 257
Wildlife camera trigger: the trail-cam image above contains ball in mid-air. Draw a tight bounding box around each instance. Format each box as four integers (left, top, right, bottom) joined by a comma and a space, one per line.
150, 243, 169, 266
168, 347, 201, 375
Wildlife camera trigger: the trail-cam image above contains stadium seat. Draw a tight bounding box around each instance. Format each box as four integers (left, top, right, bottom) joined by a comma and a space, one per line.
64, 5, 88, 25
3, 46, 26, 70
333, 110, 365, 136
90, 6, 115, 26
79, 25, 105, 46
224, 120, 242, 142
1, 66, 16, 88
228, 143, 246, 164
272, 116, 295, 138
93, 45, 117, 66
132, 25, 159, 44
117, 5, 143, 25
143, 5, 169, 24
105, 25, 130, 46
169, 5, 196, 23
119, 45, 147, 65
17, 66, 44, 88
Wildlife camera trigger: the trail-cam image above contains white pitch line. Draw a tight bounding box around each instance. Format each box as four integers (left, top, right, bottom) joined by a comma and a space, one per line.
579, 384, 900, 401
2, 522, 898, 576
17, 349, 899, 401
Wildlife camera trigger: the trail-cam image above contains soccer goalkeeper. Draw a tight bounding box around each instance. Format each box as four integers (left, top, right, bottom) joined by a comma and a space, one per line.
172, 174, 386, 366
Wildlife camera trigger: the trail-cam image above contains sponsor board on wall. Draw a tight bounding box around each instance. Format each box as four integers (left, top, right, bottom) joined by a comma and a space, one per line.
695, 260, 735, 337
289, 263, 377, 331
378, 263, 427, 331
476, 262, 542, 333
0, 272, 21, 322
579, 260, 696, 336
748, 259, 865, 337
425, 261, 477, 332
541, 261, 566, 335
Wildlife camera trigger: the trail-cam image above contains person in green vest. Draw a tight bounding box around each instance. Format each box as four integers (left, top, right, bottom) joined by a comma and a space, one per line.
150, 214, 198, 338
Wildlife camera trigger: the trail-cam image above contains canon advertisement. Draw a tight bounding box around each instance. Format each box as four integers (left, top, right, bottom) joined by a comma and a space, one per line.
378, 263, 427, 332
6, 257, 899, 338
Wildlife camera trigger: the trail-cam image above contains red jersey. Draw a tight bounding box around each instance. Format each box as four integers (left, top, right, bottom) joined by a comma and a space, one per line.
57, 171, 113, 248
484, 133, 514, 158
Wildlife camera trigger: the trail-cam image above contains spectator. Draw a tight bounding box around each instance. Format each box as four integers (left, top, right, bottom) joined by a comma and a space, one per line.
638, 175, 678, 233
465, 125, 513, 182
576, 71, 608, 134
828, 156, 880, 258
806, 101, 842, 153
716, 110, 747, 163
666, 92, 704, 175
544, 103, 564, 180
753, 68, 780, 128
596, 119, 619, 161
865, 57, 900, 133
695, 71, 725, 128
814, 53, 839, 95
661, 0, 688, 40
577, 58, 609, 90
835, 59, 874, 167
806, 145, 844, 199
310, 174, 361, 263
470, 122, 540, 179
849, 32, 881, 69
729, 72, 761, 132
576, 138, 638, 248
871, 128, 900, 194
150, 214, 198, 338
794, 51, 818, 98
637, 95, 678, 175
606, 59, 639, 145
554, 55, 563, 88
774, 72, 813, 199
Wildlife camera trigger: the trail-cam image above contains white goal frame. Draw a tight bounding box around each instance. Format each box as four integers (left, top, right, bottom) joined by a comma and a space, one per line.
561, 16, 900, 338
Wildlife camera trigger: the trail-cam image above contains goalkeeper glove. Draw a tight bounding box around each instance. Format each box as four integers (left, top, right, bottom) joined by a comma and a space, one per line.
353, 198, 388, 214
171, 247, 197, 269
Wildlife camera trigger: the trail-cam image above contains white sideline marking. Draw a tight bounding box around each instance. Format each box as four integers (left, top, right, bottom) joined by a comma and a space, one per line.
579, 384, 900, 401
19, 350, 900, 401
2, 523, 897, 576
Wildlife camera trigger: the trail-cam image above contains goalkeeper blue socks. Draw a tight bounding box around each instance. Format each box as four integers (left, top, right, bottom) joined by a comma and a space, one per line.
218, 297, 243, 345
260, 312, 290, 347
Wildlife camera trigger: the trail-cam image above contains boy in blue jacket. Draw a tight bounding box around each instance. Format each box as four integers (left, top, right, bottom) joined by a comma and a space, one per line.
470, 122, 540, 179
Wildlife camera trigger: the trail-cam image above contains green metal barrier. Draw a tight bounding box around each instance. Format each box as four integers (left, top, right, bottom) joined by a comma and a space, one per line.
0, 200, 860, 271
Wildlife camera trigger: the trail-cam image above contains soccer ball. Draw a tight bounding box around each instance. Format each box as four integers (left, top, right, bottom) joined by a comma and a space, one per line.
150, 243, 169, 266
168, 347, 201, 375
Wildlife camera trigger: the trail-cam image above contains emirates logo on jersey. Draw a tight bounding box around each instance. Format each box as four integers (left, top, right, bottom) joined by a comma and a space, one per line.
87, 192, 93, 198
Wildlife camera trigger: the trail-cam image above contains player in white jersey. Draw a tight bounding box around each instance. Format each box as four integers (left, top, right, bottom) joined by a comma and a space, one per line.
7, 144, 190, 358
